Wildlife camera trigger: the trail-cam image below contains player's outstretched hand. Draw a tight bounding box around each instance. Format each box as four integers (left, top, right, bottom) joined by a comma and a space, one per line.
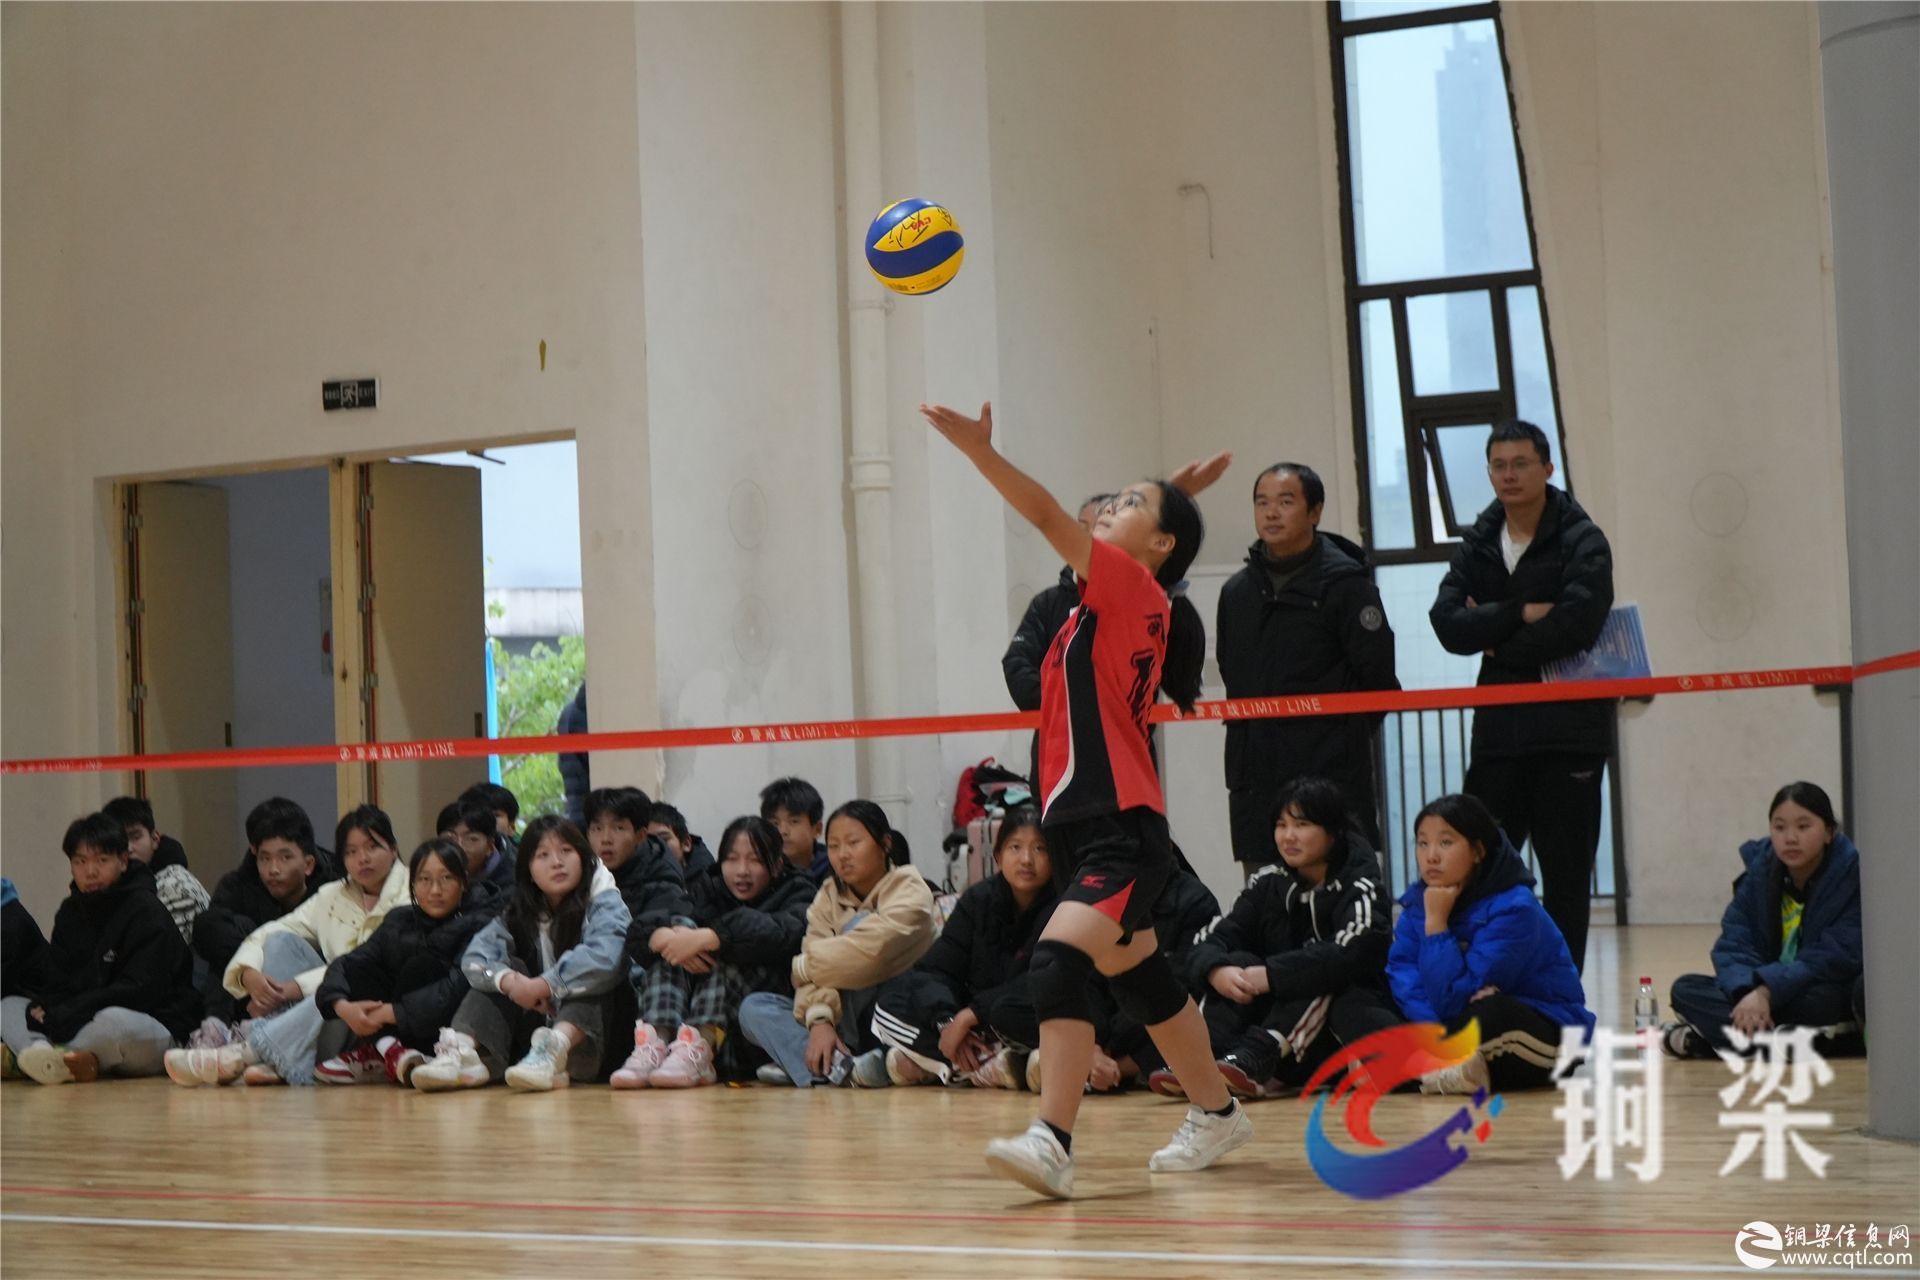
920, 401, 995, 457
1170, 450, 1233, 497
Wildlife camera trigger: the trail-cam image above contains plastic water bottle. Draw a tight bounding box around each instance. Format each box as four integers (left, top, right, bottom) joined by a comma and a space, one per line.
1634, 976, 1658, 1032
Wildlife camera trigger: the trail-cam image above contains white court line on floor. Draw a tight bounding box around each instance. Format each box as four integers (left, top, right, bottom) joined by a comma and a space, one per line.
5, 1213, 1915, 1277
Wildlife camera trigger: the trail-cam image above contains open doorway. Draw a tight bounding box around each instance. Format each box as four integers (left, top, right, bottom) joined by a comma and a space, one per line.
124, 469, 335, 869
122, 439, 582, 865
404, 441, 585, 825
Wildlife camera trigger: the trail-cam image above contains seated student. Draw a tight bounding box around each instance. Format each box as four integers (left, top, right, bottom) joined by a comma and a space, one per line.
459, 781, 521, 855
1388, 793, 1594, 1093
0, 879, 49, 1079
1163, 777, 1395, 1100
193, 798, 338, 1031
739, 800, 935, 1086
862, 807, 1057, 1089
578, 786, 697, 1067
760, 776, 830, 885
415, 817, 631, 1092
312, 838, 494, 1085
446, 796, 516, 907
103, 795, 208, 944
1663, 782, 1863, 1059
648, 802, 717, 879
166, 806, 408, 1087
613, 815, 812, 1088
0, 814, 198, 1085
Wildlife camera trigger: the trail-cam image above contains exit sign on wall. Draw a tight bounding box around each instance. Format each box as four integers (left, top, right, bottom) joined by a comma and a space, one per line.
322, 378, 379, 411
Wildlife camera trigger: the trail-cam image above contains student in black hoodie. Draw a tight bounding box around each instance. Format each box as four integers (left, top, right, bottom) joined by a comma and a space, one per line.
446, 796, 516, 908
191, 797, 338, 1026
1157, 777, 1395, 1100
1002, 495, 1113, 786
0, 813, 198, 1085
862, 808, 1059, 1088
104, 795, 209, 944
312, 838, 494, 1086
1429, 419, 1614, 974
1216, 463, 1398, 864
614, 814, 812, 1087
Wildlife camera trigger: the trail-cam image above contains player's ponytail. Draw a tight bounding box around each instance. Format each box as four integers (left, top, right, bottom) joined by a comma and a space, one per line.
1151, 481, 1207, 715
1162, 593, 1205, 714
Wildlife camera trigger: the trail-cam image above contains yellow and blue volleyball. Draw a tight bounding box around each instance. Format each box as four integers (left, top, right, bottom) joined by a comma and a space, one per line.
865, 199, 965, 295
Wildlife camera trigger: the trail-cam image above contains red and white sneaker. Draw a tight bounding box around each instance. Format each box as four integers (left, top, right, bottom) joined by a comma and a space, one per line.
609, 1021, 669, 1090
383, 1040, 426, 1085
315, 1042, 388, 1085
649, 1026, 717, 1089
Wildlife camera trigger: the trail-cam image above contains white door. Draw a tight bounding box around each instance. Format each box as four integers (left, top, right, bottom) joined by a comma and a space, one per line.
351, 460, 488, 850
132, 481, 236, 880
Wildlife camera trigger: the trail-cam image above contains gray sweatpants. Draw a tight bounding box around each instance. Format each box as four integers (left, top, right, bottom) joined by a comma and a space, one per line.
1, 995, 173, 1077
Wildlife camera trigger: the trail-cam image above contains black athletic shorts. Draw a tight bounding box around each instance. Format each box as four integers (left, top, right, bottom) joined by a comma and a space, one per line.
1045, 807, 1173, 940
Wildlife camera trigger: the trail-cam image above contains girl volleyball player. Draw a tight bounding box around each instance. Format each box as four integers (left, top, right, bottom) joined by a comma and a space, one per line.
921, 400, 1251, 1199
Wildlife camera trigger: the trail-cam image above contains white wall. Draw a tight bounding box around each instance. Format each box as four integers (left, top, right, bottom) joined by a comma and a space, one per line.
1, 1, 1860, 927
210, 469, 337, 860
632, 2, 861, 834
1506, 1, 1850, 923
2, 2, 654, 917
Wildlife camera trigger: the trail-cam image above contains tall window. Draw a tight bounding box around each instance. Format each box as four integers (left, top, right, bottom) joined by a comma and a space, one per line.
1329, 1, 1613, 896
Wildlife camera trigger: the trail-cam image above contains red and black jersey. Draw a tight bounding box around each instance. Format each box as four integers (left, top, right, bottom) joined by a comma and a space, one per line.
1036, 539, 1169, 825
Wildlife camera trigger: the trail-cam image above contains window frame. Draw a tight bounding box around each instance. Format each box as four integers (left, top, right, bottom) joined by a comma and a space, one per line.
1328, 1, 1573, 566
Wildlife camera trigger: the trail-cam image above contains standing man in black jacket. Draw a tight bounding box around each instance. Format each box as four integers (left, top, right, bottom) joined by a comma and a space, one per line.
1216, 463, 1398, 871
1429, 419, 1614, 974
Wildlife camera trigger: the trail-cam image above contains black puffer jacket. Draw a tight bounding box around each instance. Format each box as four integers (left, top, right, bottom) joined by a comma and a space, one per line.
682, 866, 816, 978
1215, 533, 1398, 842
315, 899, 494, 1050
1181, 833, 1392, 1002
2, 892, 50, 999
193, 847, 341, 1014
32, 862, 199, 1043
618, 837, 700, 965
1430, 489, 1615, 757
913, 875, 1058, 1022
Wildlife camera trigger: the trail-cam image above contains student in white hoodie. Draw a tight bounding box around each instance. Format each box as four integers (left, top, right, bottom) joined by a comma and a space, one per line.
413, 817, 631, 1092
165, 806, 409, 1087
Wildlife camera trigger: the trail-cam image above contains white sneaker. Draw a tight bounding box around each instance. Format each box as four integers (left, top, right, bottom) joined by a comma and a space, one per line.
412, 1029, 490, 1092
1418, 1053, 1491, 1096
984, 1121, 1075, 1199
164, 1043, 248, 1088
609, 1021, 669, 1090
1024, 1048, 1042, 1093
967, 1047, 1023, 1091
18, 1042, 78, 1086
755, 1063, 792, 1086
1148, 1102, 1254, 1173
505, 1026, 571, 1092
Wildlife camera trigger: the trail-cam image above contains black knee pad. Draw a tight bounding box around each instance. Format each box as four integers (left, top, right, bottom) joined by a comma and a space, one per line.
1108, 951, 1187, 1027
1029, 940, 1097, 1025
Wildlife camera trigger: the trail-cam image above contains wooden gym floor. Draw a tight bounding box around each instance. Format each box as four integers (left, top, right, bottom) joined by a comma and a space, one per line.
3, 925, 1916, 1278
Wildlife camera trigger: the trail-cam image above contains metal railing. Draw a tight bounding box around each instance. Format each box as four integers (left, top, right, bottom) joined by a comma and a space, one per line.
1373, 706, 1628, 924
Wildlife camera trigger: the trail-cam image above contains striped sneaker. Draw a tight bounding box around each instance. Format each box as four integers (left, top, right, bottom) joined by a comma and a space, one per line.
315, 1042, 388, 1085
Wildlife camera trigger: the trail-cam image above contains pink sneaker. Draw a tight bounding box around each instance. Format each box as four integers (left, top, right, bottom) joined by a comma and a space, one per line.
609, 1021, 669, 1090
315, 1043, 387, 1085
649, 1026, 717, 1089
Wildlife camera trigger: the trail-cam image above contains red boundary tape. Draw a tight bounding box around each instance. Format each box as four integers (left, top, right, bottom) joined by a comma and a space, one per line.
4, 650, 1914, 778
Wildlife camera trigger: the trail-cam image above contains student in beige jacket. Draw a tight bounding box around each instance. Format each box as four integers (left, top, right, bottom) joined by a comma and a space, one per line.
166, 806, 409, 1087
739, 800, 934, 1086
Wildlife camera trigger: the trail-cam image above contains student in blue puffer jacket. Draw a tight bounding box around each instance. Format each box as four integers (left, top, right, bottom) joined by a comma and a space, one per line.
1663, 782, 1863, 1059
1388, 793, 1594, 1094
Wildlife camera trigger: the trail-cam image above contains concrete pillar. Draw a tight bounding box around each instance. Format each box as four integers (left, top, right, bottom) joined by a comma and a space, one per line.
1818, 0, 1920, 1141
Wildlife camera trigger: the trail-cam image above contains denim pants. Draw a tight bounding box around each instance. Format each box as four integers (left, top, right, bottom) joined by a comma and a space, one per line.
0, 995, 173, 1077
245, 933, 352, 1086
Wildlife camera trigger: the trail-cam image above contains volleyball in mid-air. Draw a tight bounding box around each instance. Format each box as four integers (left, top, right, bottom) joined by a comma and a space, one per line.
865, 199, 965, 295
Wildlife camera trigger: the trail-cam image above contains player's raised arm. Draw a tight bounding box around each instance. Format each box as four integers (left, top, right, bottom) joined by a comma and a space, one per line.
920, 401, 1093, 578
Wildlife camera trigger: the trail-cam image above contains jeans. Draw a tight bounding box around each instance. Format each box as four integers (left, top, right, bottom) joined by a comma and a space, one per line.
246, 934, 351, 1086
739, 986, 882, 1087
0, 995, 174, 1077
